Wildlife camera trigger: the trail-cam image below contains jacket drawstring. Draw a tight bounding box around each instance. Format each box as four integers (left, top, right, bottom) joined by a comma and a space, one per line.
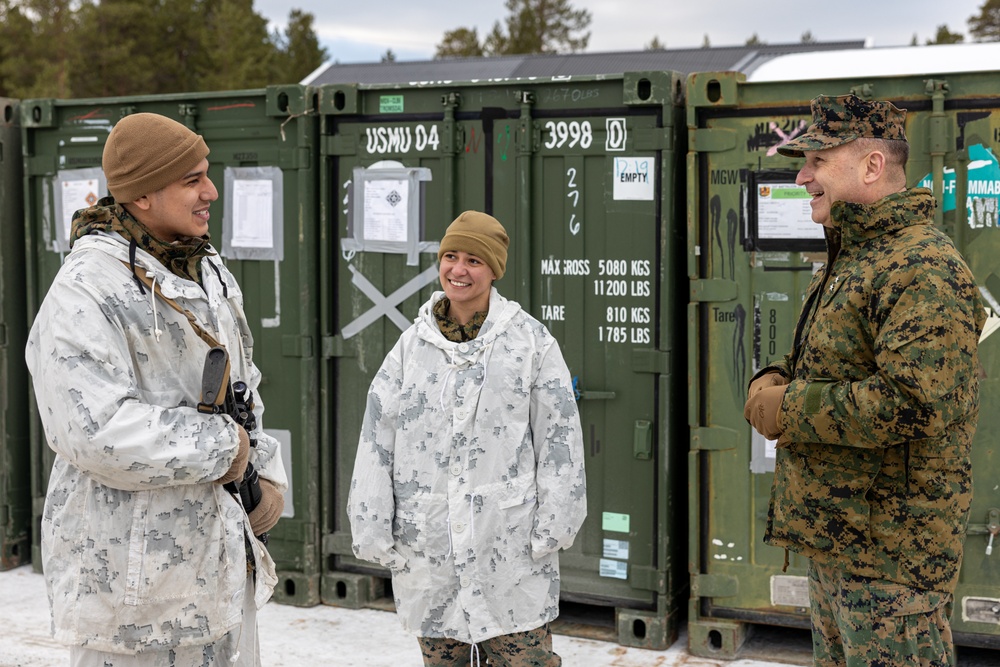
150, 274, 163, 342
129, 237, 163, 341
207, 258, 229, 298
445, 515, 454, 560
470, 642, 481, 667
128, 238, 146, 295
481, 340, 494, 375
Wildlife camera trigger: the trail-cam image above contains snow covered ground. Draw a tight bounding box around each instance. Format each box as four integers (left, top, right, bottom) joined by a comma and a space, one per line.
0, 565, 796, 667
5, 564, 998, 666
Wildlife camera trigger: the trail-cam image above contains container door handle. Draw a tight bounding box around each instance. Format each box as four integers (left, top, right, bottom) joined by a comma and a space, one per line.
634, 420, 652, 460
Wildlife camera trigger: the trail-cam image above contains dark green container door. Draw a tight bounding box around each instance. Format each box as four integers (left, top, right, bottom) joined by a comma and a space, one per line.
687, 70, 1000, 655
21, 88, 322, 605
0, 98, 30, 570
319, 73, 688, 649
503, 87, 681, 621
318, 87, 483, 585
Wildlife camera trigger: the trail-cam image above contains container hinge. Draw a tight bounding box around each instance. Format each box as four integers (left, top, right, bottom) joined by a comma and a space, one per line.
631, 348, 670, 375
629, 565, 667, 593
20, 99, 55, 128
322, 530, 355, 556
690, 278, 738, 302
691, 426, 739, 451
689, 127, 737, 153
177, 104, 198, 131
323, 133, 357, 156
692, 573, 739, 598
295, 146, 312, 170
965, 508, 1000, 536
281, 335, 314, 358
634, 127, 673, 151
441, 121, 460, 155
321, 334, 355, 358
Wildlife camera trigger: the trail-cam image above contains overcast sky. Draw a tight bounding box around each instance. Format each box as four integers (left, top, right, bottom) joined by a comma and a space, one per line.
255, 0, 989, 64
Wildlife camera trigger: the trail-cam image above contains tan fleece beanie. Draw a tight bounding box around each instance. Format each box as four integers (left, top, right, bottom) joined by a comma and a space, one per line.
437, 211, 510, 279
102, 113, 209, 202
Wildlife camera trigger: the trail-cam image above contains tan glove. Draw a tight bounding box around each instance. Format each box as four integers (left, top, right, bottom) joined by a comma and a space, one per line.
217, 425, 250, 485
744, 385, 787, 440
747, 371, 788, 401
248, 479, 284, 536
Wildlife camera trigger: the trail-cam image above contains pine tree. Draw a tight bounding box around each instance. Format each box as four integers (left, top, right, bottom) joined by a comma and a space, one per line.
436, 27, 484, 58
969, 0, 1000, 41
197, 0, 275, 91
436, 0, 591, 58
272, 10, 329, 83
927, 24, 964, 44
70, 0, 158, 97
0, 0, 81, 98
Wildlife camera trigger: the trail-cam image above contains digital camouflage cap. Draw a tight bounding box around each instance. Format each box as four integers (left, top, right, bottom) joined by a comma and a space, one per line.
777, 94, 907, 157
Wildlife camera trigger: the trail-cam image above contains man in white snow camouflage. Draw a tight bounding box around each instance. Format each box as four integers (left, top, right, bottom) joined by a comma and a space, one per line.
26, 113, 286, 666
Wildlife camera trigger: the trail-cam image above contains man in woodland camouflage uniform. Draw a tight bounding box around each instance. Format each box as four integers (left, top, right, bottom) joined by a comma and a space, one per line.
744, 95, 985, 666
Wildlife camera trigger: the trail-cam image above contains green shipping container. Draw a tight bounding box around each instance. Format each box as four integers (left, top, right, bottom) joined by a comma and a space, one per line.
317, 72, 689, 648
686, 70, 1000, 656
0, 97, 30, 570
21, 87, 322, 605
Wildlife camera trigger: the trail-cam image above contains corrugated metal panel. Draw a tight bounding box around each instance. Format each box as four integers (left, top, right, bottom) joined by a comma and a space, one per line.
310, 56, 530, 85
305, 42, 867, 86
748, 42, 1000, 81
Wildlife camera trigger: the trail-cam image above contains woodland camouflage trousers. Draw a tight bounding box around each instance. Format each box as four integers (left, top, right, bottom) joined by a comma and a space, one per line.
808, 560, 955, 667
418, 624, 559, 667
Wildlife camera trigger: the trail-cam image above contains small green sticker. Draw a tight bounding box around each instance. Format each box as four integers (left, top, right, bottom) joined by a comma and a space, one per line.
380, 95, 404, 113
771, 187, 811, 200
602, 511, 630, 533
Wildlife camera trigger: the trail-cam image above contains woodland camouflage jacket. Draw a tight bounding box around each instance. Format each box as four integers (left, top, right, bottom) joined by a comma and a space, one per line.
761, 188, 985, 594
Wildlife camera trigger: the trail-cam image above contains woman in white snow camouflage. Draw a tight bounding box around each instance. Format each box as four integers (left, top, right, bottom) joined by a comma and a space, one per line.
349, 211, 587, 666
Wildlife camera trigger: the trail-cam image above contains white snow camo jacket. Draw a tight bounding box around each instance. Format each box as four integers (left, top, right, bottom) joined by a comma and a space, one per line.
25, 232, 286, 653
349, 288, 587, 643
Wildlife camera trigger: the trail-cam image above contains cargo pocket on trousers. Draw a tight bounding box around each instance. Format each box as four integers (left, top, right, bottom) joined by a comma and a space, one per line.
870, 579, 948, 617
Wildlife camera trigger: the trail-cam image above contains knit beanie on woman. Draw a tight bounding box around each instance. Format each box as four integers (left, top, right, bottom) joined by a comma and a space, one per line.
437, 211, 510, 279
